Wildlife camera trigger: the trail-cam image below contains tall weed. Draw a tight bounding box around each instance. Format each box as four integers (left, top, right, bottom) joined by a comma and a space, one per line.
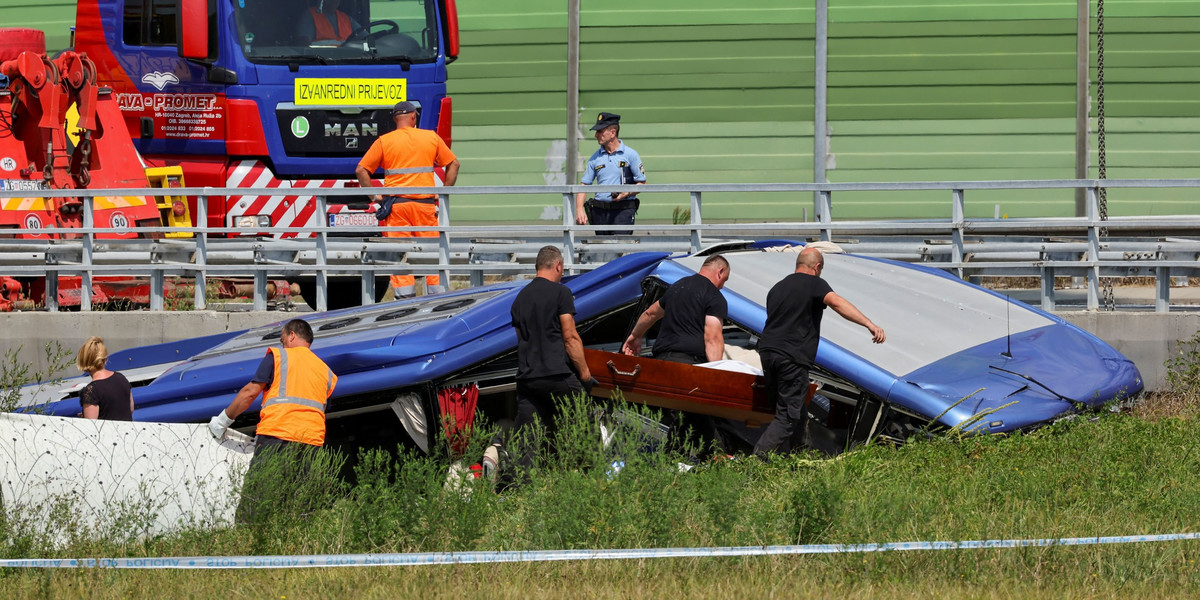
342, 418, 505, 553
1165, 330, 1200, 396
237, 444, 348, 554
1138, 331, 1200, 420
0, 342, 72, 413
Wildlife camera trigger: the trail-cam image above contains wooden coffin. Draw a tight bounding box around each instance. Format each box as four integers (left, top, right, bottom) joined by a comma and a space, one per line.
583, 348, 774, 427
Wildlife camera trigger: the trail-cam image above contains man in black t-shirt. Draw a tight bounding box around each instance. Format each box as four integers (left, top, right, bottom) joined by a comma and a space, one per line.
753, 247, 886, 457
622, 254, 731, 364
504, 245, 596, 479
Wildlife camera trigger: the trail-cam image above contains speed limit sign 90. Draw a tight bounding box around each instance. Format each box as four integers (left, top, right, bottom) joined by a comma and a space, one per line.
109, 211, 129, 233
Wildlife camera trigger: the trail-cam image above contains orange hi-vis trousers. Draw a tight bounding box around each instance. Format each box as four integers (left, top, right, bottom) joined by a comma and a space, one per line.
383, 199, 439, 292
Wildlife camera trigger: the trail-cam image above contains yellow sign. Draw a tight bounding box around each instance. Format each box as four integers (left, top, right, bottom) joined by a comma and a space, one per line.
294, 78, 407, 106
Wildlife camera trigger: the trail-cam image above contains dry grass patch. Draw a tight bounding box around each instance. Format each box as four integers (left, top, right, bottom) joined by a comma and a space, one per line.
1131, 390, 1200, 421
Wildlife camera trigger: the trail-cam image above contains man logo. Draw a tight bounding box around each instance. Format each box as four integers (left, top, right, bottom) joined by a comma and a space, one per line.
141, 72, 181, 91
345, 138, 358, 149
324, 123, 377, 137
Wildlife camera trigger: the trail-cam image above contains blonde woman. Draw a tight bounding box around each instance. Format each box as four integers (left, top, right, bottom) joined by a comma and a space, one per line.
77, 337, 134, 421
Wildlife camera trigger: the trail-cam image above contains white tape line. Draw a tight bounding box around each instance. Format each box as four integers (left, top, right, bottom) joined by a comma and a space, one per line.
4, 532, 1199, 569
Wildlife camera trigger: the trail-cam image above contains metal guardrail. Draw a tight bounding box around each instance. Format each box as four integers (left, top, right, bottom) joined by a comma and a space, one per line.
1, 179, 1198, 313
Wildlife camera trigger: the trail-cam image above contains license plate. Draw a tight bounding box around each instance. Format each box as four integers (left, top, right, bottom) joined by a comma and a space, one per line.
0, 179, 47, 191
328, 212, 378, 227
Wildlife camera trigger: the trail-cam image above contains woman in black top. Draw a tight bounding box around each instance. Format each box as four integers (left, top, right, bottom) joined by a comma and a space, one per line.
77, 336, 134, 421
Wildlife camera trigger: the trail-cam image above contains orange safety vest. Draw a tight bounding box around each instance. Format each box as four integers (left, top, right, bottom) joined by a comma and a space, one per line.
256, 346, 338, 446
309, 7, 353, 42
358, 127, 457, 198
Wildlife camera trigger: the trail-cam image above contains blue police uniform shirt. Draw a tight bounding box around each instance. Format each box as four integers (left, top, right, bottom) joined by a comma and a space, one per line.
581, 141, 646, 201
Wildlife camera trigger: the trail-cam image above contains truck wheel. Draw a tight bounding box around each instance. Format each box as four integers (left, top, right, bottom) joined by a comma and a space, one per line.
298, 277, 389, 311
0, 29, 46, 62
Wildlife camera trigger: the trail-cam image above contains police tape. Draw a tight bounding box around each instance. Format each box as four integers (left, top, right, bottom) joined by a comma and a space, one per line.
4, 532, 1199, 569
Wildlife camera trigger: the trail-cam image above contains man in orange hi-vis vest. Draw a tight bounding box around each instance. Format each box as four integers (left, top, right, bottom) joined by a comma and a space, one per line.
356, 101, 460, 299
297, 0, 359, 44
208, 318, 338, 522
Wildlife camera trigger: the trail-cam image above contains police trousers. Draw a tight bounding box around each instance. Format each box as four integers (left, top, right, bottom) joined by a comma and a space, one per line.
586, 198, 639, 236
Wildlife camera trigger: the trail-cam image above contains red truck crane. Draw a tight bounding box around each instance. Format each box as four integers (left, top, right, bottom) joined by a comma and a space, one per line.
0, 29, 189, 310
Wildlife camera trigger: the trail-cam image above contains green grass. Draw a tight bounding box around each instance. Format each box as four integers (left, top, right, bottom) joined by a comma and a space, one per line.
4, 389, 1200, 597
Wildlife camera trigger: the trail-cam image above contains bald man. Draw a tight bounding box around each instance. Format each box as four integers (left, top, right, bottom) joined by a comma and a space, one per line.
753, 247, 885, 457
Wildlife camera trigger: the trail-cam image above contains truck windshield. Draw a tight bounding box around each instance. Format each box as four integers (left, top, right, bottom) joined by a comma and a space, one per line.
231, 0, 439, 65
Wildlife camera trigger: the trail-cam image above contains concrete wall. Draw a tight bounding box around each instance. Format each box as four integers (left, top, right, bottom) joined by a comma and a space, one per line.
2, 310, 1197, 392
1058, 312, 1200, 394
0, 312, 289, 382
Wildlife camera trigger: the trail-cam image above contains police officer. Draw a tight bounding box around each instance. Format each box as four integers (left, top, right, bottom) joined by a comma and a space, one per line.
356, 101, 460, 299
575, 112, 646, 235
208, 318, 338, 521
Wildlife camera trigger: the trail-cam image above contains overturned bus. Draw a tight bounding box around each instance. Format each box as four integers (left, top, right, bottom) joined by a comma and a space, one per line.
26, 241, 1143, 456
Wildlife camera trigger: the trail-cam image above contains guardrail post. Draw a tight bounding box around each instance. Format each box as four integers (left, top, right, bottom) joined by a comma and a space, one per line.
1085, 187, 1100, 310
253, 241, 267, 311
81, 194, 93, 312
438, 193, 451, 291
150, 270, 164, 311
149, 191, 164, 311
816, 190, 832, 242
44, 268, 58, 312
563, 192, 576, 272
360, 205, 376, 306
1041, 265, 1056, 311
1156, 266, 1170, 313
194, 194, 207, 310
689, 191, 702, 252
254, 270, 267, 311
951, 189, 965, 280
361, 260, 375, 306
315, 194, 329, 312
